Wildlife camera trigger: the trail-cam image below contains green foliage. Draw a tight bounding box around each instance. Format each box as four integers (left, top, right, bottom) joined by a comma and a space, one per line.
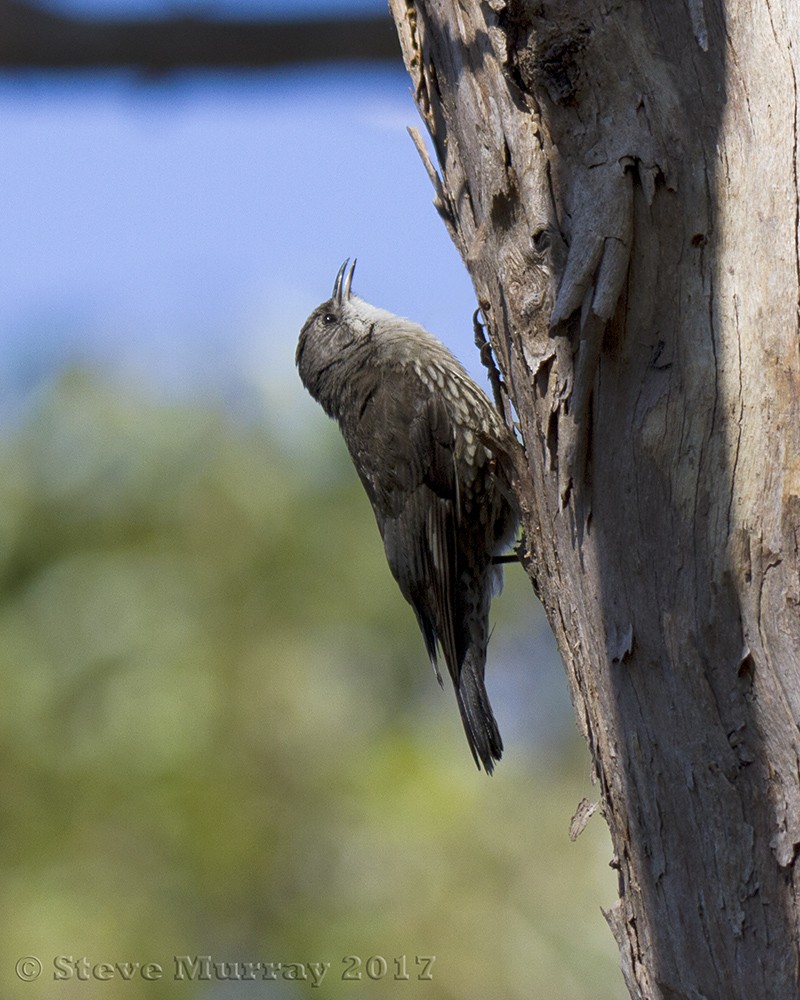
0, 371, 622, 999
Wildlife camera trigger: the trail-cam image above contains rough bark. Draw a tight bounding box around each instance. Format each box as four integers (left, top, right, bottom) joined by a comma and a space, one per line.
388, 1, 800, 997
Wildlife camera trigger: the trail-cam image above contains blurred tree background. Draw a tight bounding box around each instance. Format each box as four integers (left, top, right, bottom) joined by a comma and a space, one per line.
0, 1, 624, 997
0, 371, 621, 998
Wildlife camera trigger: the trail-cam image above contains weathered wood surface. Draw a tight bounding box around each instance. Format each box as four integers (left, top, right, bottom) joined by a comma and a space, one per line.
388, 1, 800, 996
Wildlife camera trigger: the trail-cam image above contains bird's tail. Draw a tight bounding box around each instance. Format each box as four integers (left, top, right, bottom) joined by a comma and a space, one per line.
455, 645, 503, 774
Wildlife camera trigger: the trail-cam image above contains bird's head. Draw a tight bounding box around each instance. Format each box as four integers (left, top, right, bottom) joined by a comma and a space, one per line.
296, 258, 391, 411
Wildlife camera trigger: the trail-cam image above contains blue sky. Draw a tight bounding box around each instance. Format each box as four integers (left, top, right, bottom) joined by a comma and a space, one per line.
2, 1, 482, 427
0, 0, 573, 757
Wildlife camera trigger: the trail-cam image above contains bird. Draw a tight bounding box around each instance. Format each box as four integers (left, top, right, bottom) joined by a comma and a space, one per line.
296, 259, 519, 773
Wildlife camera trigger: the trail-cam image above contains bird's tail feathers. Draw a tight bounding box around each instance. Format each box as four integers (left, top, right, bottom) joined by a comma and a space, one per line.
455, 647, 503, 774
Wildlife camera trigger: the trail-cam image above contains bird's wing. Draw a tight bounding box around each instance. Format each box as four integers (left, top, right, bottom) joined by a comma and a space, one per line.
345, 372, 464, 687
343, 366, 504, 773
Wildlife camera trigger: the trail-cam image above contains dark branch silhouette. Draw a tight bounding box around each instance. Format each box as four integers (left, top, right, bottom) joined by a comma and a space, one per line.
0, 0, 399, 70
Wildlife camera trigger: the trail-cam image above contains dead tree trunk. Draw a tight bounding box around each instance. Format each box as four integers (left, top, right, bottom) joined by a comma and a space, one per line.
388, 1, 800, 996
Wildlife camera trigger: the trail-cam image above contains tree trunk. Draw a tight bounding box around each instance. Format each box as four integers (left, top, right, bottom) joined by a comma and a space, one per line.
388, 1, 800, 996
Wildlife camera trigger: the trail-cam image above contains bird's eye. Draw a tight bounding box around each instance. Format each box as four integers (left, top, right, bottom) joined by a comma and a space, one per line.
322, 312, 336, 325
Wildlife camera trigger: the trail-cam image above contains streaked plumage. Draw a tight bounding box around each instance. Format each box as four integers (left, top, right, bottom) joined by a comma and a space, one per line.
296, 260, 518, 772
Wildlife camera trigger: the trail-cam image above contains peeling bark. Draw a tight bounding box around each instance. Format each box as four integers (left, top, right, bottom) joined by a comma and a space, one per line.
388, 1, 800, 996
